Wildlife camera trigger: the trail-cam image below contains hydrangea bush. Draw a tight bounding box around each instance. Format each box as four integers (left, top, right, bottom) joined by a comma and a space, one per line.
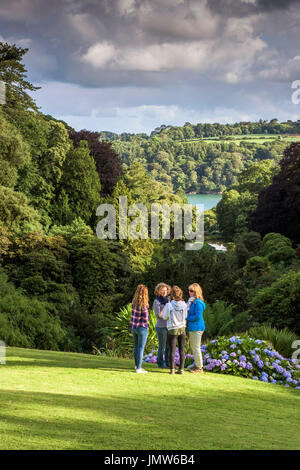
144, 335, 300, 390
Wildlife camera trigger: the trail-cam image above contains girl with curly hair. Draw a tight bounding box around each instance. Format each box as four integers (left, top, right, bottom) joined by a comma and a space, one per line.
130, 284, 149, 373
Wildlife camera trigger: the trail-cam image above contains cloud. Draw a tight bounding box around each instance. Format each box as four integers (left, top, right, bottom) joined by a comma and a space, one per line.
81, 42, 116, 68
1, 0, 300, 132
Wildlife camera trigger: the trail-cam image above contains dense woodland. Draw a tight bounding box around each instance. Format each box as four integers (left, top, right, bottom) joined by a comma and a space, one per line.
110, 129, 292, 193
0, 42, 299, 355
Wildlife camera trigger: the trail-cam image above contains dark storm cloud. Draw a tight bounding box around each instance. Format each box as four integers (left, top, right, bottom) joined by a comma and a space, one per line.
207, 0, 300, 17
0, 0, 300, 135
0, 0, 299, 88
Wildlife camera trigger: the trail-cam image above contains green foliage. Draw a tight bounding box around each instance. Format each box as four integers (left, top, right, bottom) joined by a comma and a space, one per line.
113, 127, 290, 194
235, 231, 262, 267
250, 270, 300, 334
3, 231, 77, 319
231, 159, 277, 194
48, 218, 94, 240
0, 109, 30, 187
0, 42, 40, 111
53, 141, 101, 225
0, 185, 41, 232
216, 189, 257, 241
204, 301, 236, 339
204, 335, 299, 388
243, 256, 272, 279
260, 233, 295, 265
0, 270, 66, 350
248, 324, 299, 358
216, 160, 279, 241
100, 303, 158, 357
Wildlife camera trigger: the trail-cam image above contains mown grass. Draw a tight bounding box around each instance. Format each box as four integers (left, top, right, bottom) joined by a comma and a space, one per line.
179, 134, 300, 145
0, 347, 299, 450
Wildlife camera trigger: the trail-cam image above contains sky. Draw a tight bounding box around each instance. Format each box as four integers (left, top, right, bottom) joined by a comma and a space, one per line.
1, 0, 300, 135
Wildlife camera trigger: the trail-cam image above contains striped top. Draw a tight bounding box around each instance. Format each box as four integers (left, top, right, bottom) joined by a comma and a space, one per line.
130, 303, 149, 329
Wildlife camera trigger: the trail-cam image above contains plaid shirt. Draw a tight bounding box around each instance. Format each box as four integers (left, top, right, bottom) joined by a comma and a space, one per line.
130, 303, 149, 329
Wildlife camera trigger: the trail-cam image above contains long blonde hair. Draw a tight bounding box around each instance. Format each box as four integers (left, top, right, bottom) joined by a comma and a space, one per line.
188, 283, 204, 301
132, 284, 149, 308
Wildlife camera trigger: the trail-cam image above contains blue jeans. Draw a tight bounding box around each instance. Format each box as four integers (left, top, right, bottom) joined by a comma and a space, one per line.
131, 327, 148, 369
155, 326, 170, 367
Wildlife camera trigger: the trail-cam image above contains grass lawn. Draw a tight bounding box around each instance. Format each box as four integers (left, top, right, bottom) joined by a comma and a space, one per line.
179, 135, 300, 145
0, 347, 299, 450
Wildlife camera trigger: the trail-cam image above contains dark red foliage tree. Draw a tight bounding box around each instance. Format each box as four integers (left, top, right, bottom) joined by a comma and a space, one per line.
250, 142, 300, 244
68, 130, 123, 196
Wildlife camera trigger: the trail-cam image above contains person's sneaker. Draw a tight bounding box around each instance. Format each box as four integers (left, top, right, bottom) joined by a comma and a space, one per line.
136, 368, 148, 373
170, 369, 175, 375
176, 369, 184, 375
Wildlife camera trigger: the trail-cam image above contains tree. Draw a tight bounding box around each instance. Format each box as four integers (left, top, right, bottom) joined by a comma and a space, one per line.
68, 130, 123, 196
0, 42, 40, 110
250, 270, 300, 334
53, 141, 101, 226
216, 190, 257, 241
251, 143, 300, 243
0, 186, 41, 232
0, 109, 30, 187
235, 231, 262, 267
232, 159, 277, 194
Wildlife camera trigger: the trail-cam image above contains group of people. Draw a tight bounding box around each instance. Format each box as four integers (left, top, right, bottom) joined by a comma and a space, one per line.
129, 282, 206, 374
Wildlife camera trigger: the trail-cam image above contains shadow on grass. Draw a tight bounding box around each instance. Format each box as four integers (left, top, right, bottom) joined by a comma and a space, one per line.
5, 349, 169, 373
0, 387, 299, 450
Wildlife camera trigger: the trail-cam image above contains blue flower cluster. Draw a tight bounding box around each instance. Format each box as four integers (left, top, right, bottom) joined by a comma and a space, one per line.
203, 335, 300, 390
143, 335, 300, 390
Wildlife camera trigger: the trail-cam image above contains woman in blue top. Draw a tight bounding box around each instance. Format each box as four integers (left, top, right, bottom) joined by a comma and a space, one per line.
186, 283, 206, 374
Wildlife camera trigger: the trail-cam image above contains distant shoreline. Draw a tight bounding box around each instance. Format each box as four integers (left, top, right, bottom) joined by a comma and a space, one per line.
186, 192, 223, 195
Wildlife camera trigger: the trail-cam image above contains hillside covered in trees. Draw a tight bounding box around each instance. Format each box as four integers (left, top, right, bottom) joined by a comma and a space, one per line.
0, 41, 299, 355
106, 122, 300, 194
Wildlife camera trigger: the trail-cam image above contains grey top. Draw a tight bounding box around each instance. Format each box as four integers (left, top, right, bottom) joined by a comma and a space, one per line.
161, 300, 188, 331
153, 298, 168, 328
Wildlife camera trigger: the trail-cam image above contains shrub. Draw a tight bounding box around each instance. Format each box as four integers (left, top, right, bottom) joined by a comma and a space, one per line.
203, 335, 300, 389
0, 271, 66, 350
143, 334, 300, 390
250, 270, 300, 334
243, 256, 271, 278
204, 301, 235, 339
248, 324, 299, 359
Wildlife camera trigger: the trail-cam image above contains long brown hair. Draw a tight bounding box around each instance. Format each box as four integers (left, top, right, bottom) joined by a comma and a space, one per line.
171, 285, 183, 301
188, 283, 204, 301
132, 284, 149, 308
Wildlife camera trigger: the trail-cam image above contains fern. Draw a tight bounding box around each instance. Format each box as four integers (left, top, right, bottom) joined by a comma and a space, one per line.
204, 301, 235, 340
